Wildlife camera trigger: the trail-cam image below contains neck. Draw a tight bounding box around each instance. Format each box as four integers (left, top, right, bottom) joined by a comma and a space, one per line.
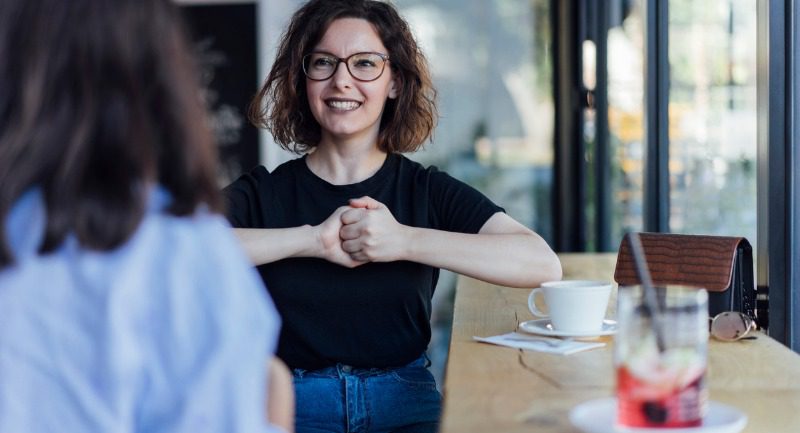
306, 140, 388, 185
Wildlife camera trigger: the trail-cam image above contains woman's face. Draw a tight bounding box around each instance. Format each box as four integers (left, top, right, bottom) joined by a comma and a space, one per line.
305, 18, 398, 146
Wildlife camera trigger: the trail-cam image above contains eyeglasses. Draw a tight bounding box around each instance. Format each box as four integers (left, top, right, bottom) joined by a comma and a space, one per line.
709, 311, 758, 341
302, 51, 390, 82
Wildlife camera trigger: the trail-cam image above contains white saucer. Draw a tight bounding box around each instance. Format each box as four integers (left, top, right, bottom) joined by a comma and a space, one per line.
518, 319, 618, 338
569, 397, 747, 433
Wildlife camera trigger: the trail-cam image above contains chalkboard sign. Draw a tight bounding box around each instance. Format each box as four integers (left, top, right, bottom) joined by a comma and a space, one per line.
180, 2, 260, 186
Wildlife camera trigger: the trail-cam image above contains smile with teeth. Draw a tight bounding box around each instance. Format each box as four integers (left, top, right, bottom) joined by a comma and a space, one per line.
326, 99, 362, 111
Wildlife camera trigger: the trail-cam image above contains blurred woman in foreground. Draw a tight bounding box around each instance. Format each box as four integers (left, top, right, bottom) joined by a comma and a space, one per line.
0, 0, 292, 431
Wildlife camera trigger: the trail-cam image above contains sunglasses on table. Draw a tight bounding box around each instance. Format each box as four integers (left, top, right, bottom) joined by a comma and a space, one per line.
709, 311, 759, 341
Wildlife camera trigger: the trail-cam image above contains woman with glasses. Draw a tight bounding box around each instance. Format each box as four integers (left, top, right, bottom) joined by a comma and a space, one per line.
225, 0, 561, 431
0, 0, 292, 431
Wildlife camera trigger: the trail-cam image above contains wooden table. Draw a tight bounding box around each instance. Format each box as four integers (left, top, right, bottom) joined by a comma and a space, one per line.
439, 253, 800, 433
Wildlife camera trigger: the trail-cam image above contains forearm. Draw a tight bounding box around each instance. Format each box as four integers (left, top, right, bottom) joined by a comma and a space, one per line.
233, 227, 318, 266
266, 357, 295, 432
403, 227, 562, 288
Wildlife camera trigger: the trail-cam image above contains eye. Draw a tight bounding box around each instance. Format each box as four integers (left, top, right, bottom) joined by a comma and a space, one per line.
351, 54, 381, 69
311, 55, 336, 69
354, 59, 376, 68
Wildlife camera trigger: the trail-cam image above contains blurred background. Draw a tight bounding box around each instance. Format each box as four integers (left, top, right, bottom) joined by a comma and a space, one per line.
174, 0, 795, 379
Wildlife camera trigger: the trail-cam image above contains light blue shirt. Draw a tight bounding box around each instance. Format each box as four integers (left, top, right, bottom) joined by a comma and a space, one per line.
0, 189, 285, 433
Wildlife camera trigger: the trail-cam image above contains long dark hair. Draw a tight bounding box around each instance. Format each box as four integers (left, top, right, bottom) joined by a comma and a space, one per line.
250, 0, 438, 154
0, 0, 222, 267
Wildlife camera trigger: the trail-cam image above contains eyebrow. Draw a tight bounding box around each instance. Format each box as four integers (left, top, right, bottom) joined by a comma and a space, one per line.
310, 49, 387, 57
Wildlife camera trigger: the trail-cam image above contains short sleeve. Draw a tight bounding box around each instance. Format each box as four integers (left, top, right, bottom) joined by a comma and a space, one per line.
428, 170, 505, 234
223, 166, 272, 228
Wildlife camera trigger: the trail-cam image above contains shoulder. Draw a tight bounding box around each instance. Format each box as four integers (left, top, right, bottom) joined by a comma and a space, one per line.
394, 153, 446, 180
128, 204, 280, 345
131, 209, 280, 374
224, 164, 270, 193
0, 199, 279, 431
394, 153, 433, 172
393, 154, 468, 188
131, 194, 276, 324
225, 158, 307, 192
271, 156, 307, 176
223, 159, 308, 226
142, 209, 260, 289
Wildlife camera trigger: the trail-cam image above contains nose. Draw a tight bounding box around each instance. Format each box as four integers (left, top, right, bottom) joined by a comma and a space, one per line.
330, 60, 353, 89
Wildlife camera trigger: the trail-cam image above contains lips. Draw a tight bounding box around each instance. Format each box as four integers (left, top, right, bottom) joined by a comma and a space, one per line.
325, 98, 362, 111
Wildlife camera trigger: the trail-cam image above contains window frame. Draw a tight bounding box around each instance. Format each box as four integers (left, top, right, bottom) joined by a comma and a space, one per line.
553, 0, 799, 350
759, 0, 799, 349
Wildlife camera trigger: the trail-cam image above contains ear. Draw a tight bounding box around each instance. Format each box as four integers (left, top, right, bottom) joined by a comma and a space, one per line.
388, 76, 399, 99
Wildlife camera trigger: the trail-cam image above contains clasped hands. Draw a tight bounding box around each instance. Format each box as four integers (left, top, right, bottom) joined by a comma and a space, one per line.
317, 196, 409, 268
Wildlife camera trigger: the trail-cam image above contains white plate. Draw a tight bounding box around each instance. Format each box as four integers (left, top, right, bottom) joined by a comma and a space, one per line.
569, 397, 747, 433
519, 319, 618, 338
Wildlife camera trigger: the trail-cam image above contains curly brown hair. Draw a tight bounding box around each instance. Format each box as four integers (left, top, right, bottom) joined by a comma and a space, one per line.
249, 0, 438, 154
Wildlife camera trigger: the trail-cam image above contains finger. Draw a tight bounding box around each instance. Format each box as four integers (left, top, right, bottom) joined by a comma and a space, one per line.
344, 256, 368, 268
341, 208, 366, 225
341, 239, 362, 253
339, 224, 360, 240
339, 204, 356, 213
349, 196, 383, 210
327, 205, 352, 221
349, 251, 369, 262
348, 198, 370, 209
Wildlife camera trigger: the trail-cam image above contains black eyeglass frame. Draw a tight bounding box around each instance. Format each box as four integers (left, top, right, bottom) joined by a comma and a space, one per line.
302, 51, 390, 82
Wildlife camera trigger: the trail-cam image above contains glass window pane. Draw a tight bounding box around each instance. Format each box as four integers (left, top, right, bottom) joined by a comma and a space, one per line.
668, 0, 757, 244
394, 0, 554, 242
608, 0, 646, 244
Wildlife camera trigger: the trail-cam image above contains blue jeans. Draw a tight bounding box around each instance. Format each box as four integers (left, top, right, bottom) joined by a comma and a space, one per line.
292, 354, 442, 433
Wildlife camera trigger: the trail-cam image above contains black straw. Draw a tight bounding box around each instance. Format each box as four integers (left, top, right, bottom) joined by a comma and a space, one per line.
628, 233, 667, 353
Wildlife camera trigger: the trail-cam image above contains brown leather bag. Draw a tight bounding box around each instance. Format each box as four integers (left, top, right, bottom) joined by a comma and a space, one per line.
614, 233, 759, 325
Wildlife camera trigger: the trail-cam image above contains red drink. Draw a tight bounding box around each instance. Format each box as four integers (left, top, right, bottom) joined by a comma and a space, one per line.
615, 286, 709, 429
617, 364, 707, 427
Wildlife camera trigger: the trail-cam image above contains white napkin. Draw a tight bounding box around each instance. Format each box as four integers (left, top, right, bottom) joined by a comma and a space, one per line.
473, 331, 605, 355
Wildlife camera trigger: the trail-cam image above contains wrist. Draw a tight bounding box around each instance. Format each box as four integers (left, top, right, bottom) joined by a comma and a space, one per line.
299, 224, 323, 258
399, 224, 417, 260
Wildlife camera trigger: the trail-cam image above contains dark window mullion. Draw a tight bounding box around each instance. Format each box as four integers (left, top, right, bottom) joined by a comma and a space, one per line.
644, 0, 669, 233
553, 0, 587, 252
763, 0, 800, 350
594, 1, 611, 251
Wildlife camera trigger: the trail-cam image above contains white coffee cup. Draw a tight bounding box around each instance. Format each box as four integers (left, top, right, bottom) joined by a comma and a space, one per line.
527, 280, 613, 333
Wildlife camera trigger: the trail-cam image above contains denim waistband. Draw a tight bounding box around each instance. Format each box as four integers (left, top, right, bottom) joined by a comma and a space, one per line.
293, 353, 430, 379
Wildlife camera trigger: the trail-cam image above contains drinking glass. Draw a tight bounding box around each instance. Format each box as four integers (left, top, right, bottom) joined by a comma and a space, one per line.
615, 285, 709, 428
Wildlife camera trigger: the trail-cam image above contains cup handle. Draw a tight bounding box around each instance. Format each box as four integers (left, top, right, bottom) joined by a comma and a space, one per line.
528, 288, 548, 318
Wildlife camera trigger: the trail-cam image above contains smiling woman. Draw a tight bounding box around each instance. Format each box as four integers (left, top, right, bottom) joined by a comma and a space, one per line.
224, 1, 562, 432
249, 0, 437, 155
303, 18, 398, 152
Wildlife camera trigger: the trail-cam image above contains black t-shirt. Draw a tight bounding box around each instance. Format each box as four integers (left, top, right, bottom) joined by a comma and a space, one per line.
224, 153, 503, 370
